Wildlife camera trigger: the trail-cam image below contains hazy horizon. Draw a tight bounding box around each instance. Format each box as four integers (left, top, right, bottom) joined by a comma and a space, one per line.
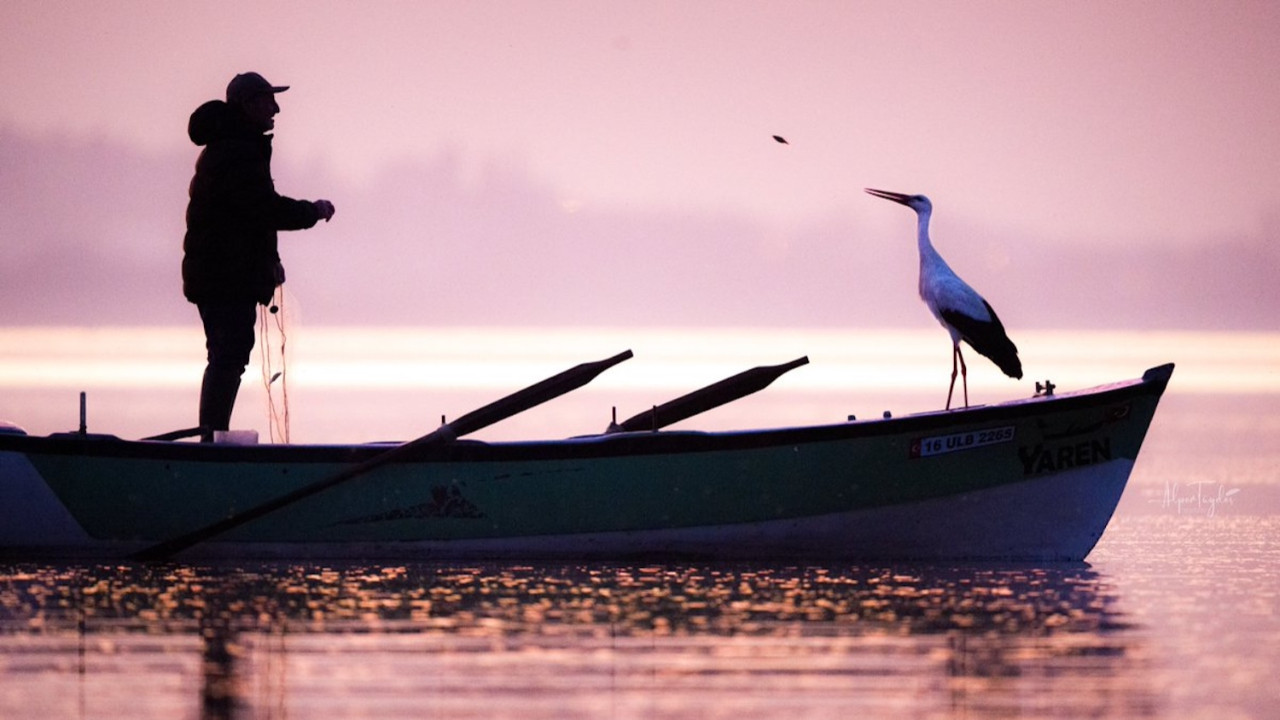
2, 127, 1276, 330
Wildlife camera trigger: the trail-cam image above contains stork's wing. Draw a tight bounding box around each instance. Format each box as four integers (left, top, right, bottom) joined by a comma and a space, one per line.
941, 301, 1023, 379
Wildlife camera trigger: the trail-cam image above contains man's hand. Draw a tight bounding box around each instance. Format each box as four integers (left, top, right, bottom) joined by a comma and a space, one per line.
313, 199, 336, 222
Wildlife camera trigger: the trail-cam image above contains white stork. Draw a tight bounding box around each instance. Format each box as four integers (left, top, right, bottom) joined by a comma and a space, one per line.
865, 188, 1022, 409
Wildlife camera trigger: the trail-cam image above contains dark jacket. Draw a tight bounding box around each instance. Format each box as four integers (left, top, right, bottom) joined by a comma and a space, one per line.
182, 100, 320, 304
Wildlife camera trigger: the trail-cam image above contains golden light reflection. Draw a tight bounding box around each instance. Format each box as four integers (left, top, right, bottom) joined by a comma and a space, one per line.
1, 326, 1275, 394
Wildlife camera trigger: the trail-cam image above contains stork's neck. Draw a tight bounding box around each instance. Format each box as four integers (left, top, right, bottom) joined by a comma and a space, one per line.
914, 208, 936, 257
913, 207, 950, 304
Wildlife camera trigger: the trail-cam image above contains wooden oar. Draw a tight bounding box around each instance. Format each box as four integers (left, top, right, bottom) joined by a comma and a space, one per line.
608, 356, 808, 433
133, 349, 633, 561
142, 427, 205, 442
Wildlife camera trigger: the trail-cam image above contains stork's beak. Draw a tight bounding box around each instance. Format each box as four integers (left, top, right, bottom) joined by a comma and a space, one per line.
864, 188, 913, 206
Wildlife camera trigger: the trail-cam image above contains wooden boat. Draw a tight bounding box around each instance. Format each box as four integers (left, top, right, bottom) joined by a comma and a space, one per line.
0, 353, 1174, 562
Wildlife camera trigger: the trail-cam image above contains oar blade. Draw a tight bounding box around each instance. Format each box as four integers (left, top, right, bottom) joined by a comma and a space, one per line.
445, 350, 633, 438
615, 356, 808, 433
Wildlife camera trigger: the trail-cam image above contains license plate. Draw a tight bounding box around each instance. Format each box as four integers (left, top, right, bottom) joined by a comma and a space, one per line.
911, 426, 1015, 458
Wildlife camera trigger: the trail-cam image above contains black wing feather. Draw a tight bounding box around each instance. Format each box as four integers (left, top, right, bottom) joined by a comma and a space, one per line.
941, 301, 1023, 379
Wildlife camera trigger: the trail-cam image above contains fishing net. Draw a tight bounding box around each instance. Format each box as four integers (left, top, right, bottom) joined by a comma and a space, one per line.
259, 287, 293, 443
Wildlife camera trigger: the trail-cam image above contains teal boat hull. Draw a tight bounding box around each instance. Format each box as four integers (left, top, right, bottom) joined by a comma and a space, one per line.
0, 364, 1173, 561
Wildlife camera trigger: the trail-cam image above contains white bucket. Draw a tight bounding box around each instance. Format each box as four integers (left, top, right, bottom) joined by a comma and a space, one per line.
212, 429, 259, 445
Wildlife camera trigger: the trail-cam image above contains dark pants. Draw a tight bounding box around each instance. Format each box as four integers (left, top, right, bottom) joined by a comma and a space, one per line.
197, 300, 257, 436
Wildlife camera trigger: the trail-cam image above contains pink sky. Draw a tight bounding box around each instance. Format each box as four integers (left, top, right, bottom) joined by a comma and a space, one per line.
1, 1, 1279, 333
4, 1, 1278, 242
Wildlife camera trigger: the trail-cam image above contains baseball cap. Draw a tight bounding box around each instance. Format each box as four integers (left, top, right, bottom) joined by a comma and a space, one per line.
226, 72, 289, 104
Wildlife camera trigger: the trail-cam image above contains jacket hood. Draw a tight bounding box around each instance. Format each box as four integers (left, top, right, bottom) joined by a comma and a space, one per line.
188, 100, 260, 146
188, 100, 233, 146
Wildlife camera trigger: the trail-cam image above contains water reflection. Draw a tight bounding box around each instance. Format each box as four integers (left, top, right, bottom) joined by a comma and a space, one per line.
0, 562, 1150, 719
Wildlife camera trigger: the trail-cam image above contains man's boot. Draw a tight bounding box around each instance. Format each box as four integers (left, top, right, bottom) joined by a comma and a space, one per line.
198, 367, 241, 442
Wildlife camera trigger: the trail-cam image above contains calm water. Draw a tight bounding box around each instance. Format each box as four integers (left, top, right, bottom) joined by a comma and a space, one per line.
1, 328, 1278, 718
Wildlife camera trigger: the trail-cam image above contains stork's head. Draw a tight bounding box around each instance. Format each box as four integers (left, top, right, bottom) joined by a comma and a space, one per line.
865, 188, 932, 215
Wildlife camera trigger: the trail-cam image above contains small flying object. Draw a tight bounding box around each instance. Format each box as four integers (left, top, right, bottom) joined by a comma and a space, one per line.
772, 135, 788, 144
864, 188, 1022, 409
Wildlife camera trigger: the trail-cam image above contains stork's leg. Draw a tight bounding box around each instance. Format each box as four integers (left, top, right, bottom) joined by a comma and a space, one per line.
957, 346, 969, 408
946, 344, 960, 410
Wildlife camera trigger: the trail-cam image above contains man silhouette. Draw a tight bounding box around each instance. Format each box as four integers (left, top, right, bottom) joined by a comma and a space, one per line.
182, 72, 335, 440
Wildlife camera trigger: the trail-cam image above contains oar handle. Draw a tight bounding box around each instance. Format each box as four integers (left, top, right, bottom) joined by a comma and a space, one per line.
142, 426, 205, 442
132, 349, 633, 561
613, 356, 808, 433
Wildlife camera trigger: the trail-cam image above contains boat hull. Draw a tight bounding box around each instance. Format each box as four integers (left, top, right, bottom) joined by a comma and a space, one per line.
0, 364, 1174, 561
